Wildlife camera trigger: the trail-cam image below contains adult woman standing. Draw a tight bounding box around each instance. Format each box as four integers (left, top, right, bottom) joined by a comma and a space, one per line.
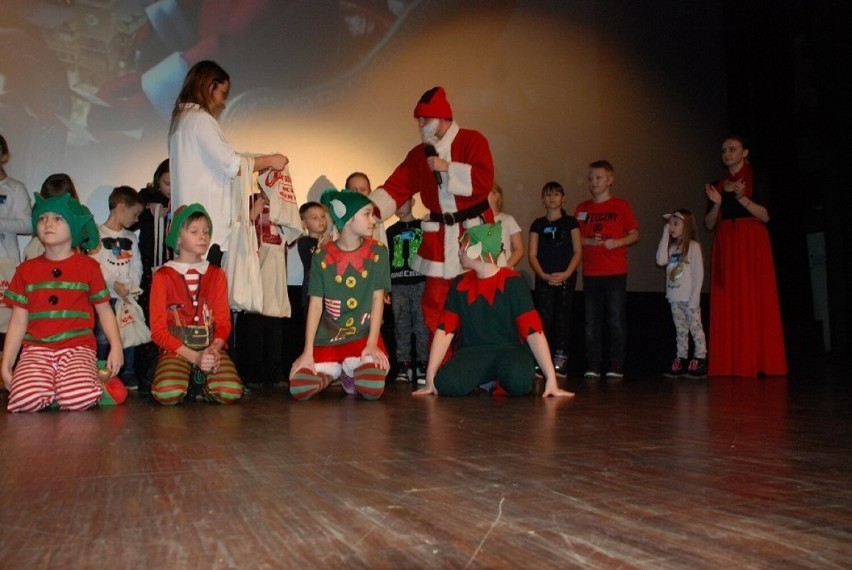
704, 136, 787, 376
168, 61, 288, 264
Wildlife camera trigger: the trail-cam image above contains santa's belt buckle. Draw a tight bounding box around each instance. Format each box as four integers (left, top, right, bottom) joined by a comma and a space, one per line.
442, 212, 458, 225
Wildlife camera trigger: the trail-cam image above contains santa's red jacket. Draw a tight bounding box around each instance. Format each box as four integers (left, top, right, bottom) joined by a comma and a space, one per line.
370, 122, 494, 280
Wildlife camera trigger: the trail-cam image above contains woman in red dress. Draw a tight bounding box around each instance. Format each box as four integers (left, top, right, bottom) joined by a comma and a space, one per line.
704, 136, 787, 376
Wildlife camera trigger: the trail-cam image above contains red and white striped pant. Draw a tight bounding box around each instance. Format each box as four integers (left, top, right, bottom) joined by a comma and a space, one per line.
7, 345, 102, 413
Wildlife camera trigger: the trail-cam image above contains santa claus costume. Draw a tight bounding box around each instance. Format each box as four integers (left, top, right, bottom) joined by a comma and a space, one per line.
369, 87, 495, 333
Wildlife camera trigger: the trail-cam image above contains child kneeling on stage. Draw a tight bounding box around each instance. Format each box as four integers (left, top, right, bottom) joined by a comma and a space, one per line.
289, 189, 390, 400
414, 222, 575, 398
149, 204, 242, 404
2, 193, 126, 412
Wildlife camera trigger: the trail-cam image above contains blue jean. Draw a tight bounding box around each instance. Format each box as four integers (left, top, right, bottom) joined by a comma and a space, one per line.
583, 274, 627, 372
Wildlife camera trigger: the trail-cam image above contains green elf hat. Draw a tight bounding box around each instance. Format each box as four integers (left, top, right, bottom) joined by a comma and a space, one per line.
460, 221, 503, 264
321, 188, 373, 230
32, 193, 99, 250
167, 203, 211, 252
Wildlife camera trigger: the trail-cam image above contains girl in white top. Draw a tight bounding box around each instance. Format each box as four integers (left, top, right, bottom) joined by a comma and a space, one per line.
168, 60, 288, 254
488, 184, 523, 268
0, 134, 33, 263
655, 209, 707, 377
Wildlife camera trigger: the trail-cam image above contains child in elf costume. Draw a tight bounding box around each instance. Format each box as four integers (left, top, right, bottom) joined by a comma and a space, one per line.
2, 193, 127, 412
148, 204, 242, 405
289, 189, 390, 400
414, 222, 575, 398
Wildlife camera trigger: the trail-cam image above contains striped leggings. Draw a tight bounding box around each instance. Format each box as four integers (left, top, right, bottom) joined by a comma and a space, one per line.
151, 351, 243, 405
7, 345, 102, 413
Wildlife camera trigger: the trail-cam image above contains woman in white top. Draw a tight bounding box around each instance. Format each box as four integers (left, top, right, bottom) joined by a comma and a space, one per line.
168, 61, 288, 261
488, 183, 523, 268
0, 134, 33, 263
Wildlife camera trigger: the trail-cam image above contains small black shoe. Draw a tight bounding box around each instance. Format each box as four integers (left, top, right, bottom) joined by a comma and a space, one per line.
415, 362, 427, 385
664, 357, 687, 378
395, 362, 413, 383
120, 371, 139, 390
687, 358, 708, 378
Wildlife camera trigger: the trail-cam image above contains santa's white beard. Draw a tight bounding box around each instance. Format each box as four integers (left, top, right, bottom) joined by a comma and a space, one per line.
420, 119, 439, 145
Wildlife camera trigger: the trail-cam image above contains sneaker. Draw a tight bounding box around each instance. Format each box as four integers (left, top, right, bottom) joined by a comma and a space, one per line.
120, 371, 139, 390
395, 362, 413, 383
415, 362, 427, 385
605, 370, 624, 380
664, 357, 687, 378
553, 351, 568, 376
687, 358, 708, 378
584, 370, 601, 379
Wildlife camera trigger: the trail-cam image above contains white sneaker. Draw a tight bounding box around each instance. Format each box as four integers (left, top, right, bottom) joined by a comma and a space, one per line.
415, 363, 427, 385
553, 352, 568, 376
394, 363, 413, 383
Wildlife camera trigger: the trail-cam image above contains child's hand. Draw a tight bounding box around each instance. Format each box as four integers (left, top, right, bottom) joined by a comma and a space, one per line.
250, 195, 267, 221
412, 384, 438, 396
1, 366, 13, 391
360, 344, 389, 370
413, 369, 438, 396
411, 377, 438, 396
290, 352, 316, 375
198, 351, 216, 373
114, 282, 130, 299
542, 377, 575, 399
589, 234, 604, 246
547, 271, 569, 286
106, 345, 124, 377
199, 343, 222, 373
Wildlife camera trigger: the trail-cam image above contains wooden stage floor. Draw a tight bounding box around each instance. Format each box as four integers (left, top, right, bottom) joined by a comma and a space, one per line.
1, 367, 850, 569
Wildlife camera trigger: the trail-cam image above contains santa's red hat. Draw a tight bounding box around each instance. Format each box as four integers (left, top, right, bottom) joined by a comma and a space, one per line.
413, 86, 453, 120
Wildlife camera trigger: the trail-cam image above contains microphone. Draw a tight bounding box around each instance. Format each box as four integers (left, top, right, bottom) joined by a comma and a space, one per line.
424, 144, 442, 187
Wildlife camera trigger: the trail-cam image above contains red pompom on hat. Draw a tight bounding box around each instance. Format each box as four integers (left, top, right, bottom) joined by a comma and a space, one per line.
413, 86, 453, 120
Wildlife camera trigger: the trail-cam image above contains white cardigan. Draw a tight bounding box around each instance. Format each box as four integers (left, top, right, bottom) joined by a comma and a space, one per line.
169, 104, 240, 250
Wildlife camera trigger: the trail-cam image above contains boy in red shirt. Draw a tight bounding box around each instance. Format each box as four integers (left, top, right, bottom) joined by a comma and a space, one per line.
2, 193, 126, 412
574, 160, 639, 379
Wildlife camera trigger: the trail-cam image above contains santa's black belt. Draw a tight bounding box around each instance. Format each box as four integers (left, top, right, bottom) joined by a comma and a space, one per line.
428, 201, 489, 226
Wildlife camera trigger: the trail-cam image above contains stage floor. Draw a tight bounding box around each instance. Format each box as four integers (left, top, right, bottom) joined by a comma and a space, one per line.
1, 368, 850, 569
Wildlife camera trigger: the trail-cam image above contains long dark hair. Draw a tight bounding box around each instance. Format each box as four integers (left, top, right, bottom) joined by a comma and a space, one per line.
169, 60, 230, 133
152, 159, 169, 189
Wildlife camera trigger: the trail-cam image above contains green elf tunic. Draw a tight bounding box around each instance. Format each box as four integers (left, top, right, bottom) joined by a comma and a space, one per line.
435, 267, 544, 396
309, 237, 391, 363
